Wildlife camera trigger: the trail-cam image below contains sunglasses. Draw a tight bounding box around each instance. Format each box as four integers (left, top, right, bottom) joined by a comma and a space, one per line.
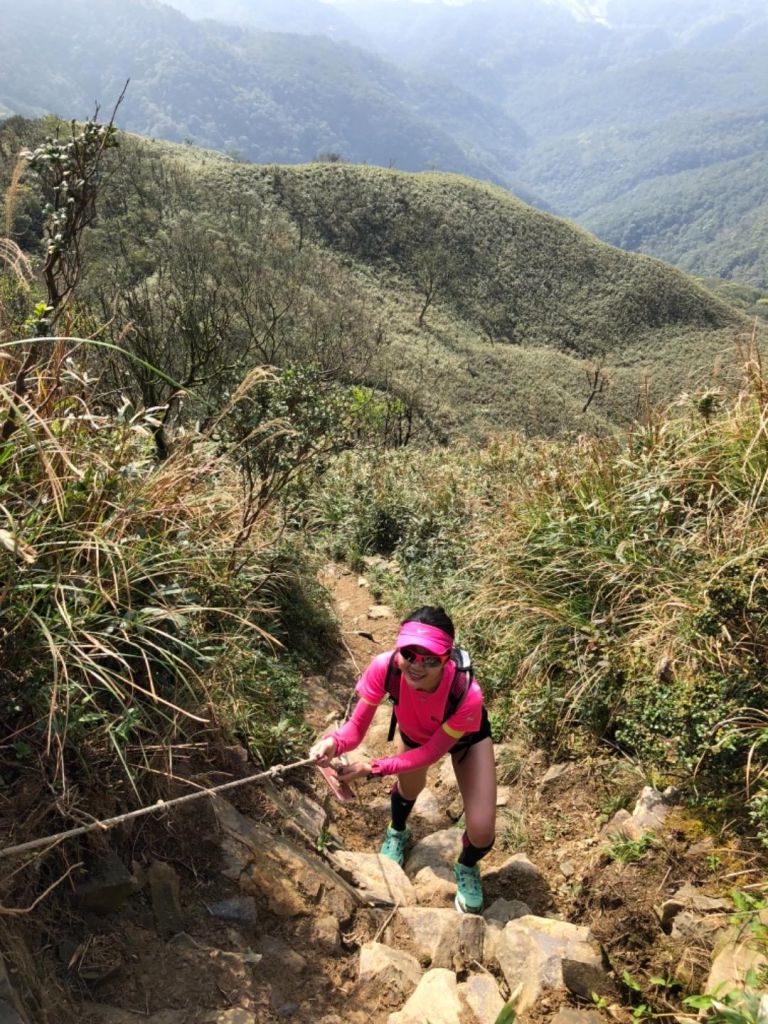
399, 647, 447, 669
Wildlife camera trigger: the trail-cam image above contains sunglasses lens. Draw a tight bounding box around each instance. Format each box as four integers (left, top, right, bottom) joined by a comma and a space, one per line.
401, 647, 443, 668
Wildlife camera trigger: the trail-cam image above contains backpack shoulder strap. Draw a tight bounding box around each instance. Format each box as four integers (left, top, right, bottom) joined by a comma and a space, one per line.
384, 651, 400, 743
445, 648, 472, 722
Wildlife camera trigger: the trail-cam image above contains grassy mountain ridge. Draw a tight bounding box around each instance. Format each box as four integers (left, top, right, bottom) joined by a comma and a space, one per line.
108, 137, 749, 438
228, 161, 740, 346
0, 118, 750, 440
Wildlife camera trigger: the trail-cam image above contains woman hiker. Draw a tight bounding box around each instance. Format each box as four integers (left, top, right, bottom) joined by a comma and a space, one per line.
308, 605, 497, 913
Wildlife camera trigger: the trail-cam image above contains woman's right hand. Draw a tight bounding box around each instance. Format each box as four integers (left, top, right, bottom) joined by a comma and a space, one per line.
308, 736, 337, 766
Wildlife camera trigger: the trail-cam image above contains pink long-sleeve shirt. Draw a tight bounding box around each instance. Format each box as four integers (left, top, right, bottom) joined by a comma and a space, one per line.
329, 651, 484, 776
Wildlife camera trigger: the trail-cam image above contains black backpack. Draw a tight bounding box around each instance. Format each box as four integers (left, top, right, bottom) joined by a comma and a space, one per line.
384, 648, 473, 742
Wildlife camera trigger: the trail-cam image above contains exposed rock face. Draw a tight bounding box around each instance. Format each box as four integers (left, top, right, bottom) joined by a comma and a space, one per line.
214, 797, 358, 919
493, 915, 609, 1012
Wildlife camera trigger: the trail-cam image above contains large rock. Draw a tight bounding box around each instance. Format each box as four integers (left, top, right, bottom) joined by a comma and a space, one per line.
404, 828, 462, 877
706, 910, 768, 998
395, 907, 485, 970
494, 914, 609, 1012
412, 865, 455, 907
602, 787, 672, 842
331, 851, 417, 907
388, 969, 463, 1024
459, 973, 506, 1024
482, 897, 533, 960
148, 860, 184, 936
438, 759, 460, 793
71, 851, 135, 915
413, 788, 448, 827
657, 883, 731, 930
358, 942, 423, 1003
214, 797, 357, 920
483, 854, 551, 914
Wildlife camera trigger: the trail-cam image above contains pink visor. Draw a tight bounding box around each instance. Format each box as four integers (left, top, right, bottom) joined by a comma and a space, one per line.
395, 621, 453, 656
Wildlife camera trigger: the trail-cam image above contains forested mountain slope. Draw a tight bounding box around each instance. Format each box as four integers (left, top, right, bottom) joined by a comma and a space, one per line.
330, 0, 768, 287
0, 0, 525, 185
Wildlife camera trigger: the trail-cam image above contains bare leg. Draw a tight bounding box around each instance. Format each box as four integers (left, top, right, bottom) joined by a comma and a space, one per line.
451, 737, 496, 848
394, 733, 428, 802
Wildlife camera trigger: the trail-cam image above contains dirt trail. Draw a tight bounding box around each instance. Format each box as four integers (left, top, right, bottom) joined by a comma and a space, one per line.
33, 563, 751, 1024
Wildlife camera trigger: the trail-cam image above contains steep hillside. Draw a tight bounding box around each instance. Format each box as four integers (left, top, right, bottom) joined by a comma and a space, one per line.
108, 138, 749, 438
0, 119, 749, 441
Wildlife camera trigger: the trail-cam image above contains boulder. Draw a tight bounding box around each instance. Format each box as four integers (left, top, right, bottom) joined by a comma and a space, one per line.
657, 883, 731, 930
438, 759, 460, 793
310, 914, 342, 952
706, 911, 768, 998
483, 897, 532, 928
148, 860, 184, 936
358, 942, 422, 1002
412, 865, 455, 906
494, 914, 609, 1012
459, 973, 506, 1024
331, 851, 417, 907
404, 828, 461, 877
483, 854, 551, 914
413, 788, 448, 827
395, 906, 485, 970
71, 851, 135, 915
388, 969, 463, 1024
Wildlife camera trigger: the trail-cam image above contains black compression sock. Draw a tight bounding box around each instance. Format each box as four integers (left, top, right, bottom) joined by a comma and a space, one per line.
390, 786, 416, 832
458, 831, 495, 867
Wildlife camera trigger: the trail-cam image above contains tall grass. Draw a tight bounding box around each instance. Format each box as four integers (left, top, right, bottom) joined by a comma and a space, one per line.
0, 333, 331, 810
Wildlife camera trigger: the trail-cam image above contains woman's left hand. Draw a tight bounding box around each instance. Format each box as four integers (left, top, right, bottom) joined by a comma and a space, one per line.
336, 760, 374, 781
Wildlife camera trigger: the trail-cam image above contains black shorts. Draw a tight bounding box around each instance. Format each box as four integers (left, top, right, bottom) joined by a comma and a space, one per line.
399, 706, 493, 757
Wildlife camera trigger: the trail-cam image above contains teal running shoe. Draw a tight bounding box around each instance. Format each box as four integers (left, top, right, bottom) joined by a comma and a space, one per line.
453, 861, 483, 913
379, 824, 411, 866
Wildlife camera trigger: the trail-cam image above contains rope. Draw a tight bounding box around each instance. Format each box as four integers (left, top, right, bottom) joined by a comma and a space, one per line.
0, 757, 316, 860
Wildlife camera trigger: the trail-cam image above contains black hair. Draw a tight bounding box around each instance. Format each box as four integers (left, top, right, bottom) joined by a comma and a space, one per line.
402, 605, 455, 638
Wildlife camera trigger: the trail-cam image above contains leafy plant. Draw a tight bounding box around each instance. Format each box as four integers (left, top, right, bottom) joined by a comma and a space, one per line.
606, 832, 658, 864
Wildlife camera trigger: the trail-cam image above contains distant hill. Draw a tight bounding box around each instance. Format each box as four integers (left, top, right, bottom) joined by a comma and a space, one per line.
0, 0, 526, 187
167, 0, 367, 42
2, 0, 767, 288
